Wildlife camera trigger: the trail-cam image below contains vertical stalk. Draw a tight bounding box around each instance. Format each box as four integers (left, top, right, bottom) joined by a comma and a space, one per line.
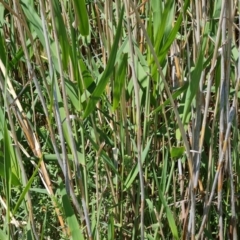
188, 0, 201, 237
218, 4, 227, 239
123, 1, 145, 239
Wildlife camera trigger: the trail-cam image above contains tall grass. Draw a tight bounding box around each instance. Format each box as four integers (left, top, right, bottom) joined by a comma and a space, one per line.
0, 0, 239, 239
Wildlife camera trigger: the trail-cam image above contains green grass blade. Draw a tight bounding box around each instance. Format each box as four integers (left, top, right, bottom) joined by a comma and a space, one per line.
20, 1, 45, 48
149, 0, 190, 67
124, 137, 152, 190
0, 229, 7, 240
0, 107, 11, 238
59, 180, 84, 240
107, 214, 114, 240
78, 59, 96, 93
13, 159, 42, 214
153, 0, 175, 56
153, 169, 179, 239
159, 191, 179, 239
160, 148, 168, 193
73, 0, 89, 36
52, 0, 70, 70
159, 0, 190, 55
113, 53, 128, 110
151, 82, 189, 115
170, 146, 185, 159
151, 0, 162, 39
40, 208, 48, 240
182, 49, 204, 124
0, 161, 20, 186
83, 7, 124, 118
65, 79, 81, 111
0, 31, 6, 65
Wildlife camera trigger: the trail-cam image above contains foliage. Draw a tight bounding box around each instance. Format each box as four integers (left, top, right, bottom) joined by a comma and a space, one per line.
0, 0, 239, 239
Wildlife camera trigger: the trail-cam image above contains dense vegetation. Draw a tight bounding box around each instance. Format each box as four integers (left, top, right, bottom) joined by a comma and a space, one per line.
0, 0, 239, 239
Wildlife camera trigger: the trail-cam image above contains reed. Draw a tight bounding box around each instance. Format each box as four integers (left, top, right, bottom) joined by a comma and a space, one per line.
0, 0, 239, 239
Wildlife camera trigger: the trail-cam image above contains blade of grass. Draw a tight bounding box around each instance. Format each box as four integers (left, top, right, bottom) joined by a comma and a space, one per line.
182, 48, 204, 125
59, 180, 85, 240
153, 169, 179, 240
72, 0, 89, 36
113, 53, 128, 110
83, 7, 124, 118
123, 137, 152, 190
13, 158, 42, 214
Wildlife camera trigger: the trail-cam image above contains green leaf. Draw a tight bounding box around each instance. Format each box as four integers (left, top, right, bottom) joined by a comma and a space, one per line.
30, 188, 48, 194
52, 0, 70, 70
113, 53, 128, 110
0, 162, 20, 186
76, 59, 96, 106
150, 0, 190, 66
159, 0, 190, 55
153, 170, 179, 239
170, 146, 185, 159
59, 180, 84, 240
153, 0, 175, 57
43, 152, 85, 165
78, 59, 96, 92
21, 2, 45, 48
83, 131, 118, 174
213, 0, 222, 18
13, 159, 42, 214
0, 32, 6, 65
0, 229, 7, 240
159, 190, 179, 239
151, 82, 189, 115
73, 0, 89, 36
107, 214, 114, 240
124, 137, 152, 190
83, 7, 124, 118
65, 79, 80, 111
182, 49, 204, 124
160, 149, 169, 193
151, 0, 162, 38
40, 207, 48, 240
0, 105, 12, 233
